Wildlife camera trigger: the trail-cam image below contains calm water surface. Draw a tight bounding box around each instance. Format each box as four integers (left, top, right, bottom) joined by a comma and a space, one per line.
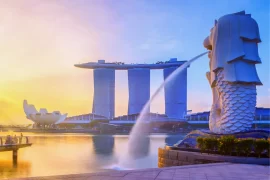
0, 133, 185, 179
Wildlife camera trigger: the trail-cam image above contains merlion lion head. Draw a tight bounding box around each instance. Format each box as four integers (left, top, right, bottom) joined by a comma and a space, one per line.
203, 11, 261, 72
204, 11, 263, 134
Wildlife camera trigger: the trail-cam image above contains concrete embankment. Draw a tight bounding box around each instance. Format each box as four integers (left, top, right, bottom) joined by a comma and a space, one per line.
158, 147, 270, 167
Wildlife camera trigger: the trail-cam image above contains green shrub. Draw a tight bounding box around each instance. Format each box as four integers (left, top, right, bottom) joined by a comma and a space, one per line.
254, 139, 269, 158
235, 139, 243, 156
196, 136, 270, 158
218, 135, 236, 155
235, 138, 254, 157
204, 137, 219, 153
196, 137, 205, 153
268, 139, 270, 158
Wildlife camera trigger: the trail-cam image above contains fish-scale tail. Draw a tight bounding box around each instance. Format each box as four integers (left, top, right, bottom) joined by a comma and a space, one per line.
214, 70, 256, 134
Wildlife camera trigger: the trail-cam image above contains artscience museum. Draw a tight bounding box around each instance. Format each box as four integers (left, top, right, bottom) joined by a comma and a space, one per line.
23, 100, 68, 127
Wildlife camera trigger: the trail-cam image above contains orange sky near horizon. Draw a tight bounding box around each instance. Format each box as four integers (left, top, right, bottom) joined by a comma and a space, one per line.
0, 0, 269, 125
0, 1, 104, 124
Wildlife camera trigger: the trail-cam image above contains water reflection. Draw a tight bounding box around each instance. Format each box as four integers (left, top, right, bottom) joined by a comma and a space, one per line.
0, 133, 185, 179
0, 160, 31, 179
92, 135, 114, 155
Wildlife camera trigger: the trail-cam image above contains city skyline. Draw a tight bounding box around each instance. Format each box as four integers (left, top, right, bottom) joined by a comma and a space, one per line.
0, 0, 269, 124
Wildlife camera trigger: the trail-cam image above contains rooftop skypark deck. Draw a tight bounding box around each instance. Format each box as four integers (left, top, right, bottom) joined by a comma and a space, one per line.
74, 58, 188, 119
74, 59, 187, 70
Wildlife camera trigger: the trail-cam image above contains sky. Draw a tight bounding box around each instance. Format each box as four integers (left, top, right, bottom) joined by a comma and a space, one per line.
0, 0, 269, 124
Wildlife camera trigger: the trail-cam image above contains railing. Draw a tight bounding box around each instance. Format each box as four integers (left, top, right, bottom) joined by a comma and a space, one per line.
0, 136, 29, 146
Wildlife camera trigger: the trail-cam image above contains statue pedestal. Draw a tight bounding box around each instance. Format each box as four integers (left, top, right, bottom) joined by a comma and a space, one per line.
173, 129, 270, 149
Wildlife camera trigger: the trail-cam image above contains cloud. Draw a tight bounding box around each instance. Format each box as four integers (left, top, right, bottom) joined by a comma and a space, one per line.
138, 29, 183, 54
0, 98, 17, 124
140, 43, 151, 50
0, 97, 17, 108
140, 38, 181, 51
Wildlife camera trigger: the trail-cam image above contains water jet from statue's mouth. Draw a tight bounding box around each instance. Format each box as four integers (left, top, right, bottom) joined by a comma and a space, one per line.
121, 51, 208, 166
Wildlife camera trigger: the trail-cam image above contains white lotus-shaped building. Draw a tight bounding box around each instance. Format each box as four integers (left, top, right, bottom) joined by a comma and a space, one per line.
23, 100, 67, 125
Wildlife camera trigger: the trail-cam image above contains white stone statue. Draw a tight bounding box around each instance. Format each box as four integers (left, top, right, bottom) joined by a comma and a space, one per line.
203, 11, 262, 134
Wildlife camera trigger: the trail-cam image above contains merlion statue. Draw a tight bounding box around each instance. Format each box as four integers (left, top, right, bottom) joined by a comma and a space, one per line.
203, 11, 262, 134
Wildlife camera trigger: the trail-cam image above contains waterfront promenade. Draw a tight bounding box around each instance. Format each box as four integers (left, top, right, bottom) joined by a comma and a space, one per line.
7, 163, 270, 180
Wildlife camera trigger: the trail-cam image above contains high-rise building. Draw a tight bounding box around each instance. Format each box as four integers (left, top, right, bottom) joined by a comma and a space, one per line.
128, 68, 150, 114
92, 67, 115, 119
163, 58, 187, 119
75, 59, 187, 120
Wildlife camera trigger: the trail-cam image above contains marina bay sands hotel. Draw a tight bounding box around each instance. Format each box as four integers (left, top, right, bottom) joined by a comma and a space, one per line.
74, 58, 188, 120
